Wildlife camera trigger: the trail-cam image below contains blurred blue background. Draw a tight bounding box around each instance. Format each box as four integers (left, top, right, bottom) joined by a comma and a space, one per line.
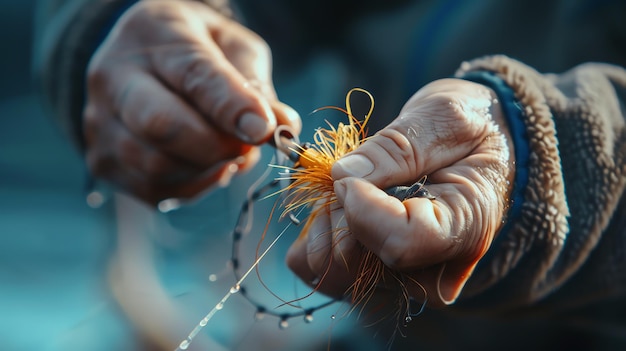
0, 1, 123, 349
0, 2, 362, 350
4, 1, 624, 350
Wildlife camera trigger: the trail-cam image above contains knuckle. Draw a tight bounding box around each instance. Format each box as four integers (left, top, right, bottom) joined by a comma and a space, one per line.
221, 19, 270, 56
378, 225, 455, 270
83, 110, 115, 178
142, 154, 173, 179
86, 150, 112, 178
85, 151, 100, 174
83, 104, 101, 137
179, 53, 219, 101
378, 234, 413, 270
246, 34, 271, 58
86, 58, 110, 90
285, 248, 299, 271
447, 96, 478, 126
118, 136, 142, 168
420, 92, 473, 130
121, 1, 176, 28
141, 110, 180, 143
373, 128, 418, 176
431, 92, 485, 130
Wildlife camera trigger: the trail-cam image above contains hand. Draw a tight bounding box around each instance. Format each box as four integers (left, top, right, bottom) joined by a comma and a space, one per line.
286, 79, 515, 305
84, 0, 300, 204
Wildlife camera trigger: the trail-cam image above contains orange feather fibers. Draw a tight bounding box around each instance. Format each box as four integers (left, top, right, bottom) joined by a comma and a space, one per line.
275, 88, 420, 324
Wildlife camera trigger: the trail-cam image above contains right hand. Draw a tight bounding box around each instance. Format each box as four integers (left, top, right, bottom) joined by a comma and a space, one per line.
84, 0, 300, 204
287, 79, 515, 305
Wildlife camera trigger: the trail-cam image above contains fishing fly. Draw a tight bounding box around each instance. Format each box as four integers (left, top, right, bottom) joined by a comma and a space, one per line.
176, 88, 436, 351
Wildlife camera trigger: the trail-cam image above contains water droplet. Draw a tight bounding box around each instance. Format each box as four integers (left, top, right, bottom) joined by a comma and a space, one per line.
158, 198, 181, 213
226, 163, 238, 174
405, 316, 413, 323
208, 274, 217, 282
199, 318, 208, 327
279, 319, 289, 329
330, 315, 336, 320
178, 339, 190, 350
86, 191, 104, 208
230, 284, 240, 294
215, 302, 224, 310
304, 314, 314, 323
254, 311, 265, 321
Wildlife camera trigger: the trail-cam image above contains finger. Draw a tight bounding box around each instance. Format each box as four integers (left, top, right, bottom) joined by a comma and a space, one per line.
335, 161, 504, 303
113, 71, 252, 168
148, 36, 276, 144
333, 176, 480, 305
305, 207, 333, 277
331, 79, 497, 189
287, 205, 357, 297
201, 9, 303, 134
287, 207, 332, 286
215, 26, 302, 134
306, 209, 358, 298
336, 169, 501, 269
215, 21, 274, 96
334, 177, 453, 270
328, 201, 357, 266
232, 145, 261, 174
286, 235, 318, 287
84, 102, 202, 184
84, 104, 244, 203
270, 100, 302, 135
116, 164, 236, 205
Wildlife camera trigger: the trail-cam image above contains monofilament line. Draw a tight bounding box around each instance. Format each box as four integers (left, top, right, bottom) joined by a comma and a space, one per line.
175, 220, 296, 351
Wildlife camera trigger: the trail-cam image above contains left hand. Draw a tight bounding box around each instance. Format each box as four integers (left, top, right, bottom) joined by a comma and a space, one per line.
286, 78, 515, 305
83, 1, 300, 204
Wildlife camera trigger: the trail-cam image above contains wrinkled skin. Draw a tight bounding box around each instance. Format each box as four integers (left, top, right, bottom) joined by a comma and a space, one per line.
85, 0, 515, 308
84, 1, 300, 204
286, 79, 515, 306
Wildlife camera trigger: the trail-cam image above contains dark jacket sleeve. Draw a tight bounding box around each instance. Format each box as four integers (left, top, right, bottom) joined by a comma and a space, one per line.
33, 0, 233, 150
454, 55, 626, 311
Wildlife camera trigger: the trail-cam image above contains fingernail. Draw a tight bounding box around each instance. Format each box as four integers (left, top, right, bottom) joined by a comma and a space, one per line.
282, 104, 302, 131
236, 112, 270, 143
333, 219, 354, 259
333, 180, 347, 200
335, 154, 374, 178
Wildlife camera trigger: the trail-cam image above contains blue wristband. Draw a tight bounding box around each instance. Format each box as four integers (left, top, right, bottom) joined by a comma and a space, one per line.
461, 71, 529, 245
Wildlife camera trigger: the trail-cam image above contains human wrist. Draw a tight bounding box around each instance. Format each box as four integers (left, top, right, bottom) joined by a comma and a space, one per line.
483, 84, 516, 184
459, 71, 529, 241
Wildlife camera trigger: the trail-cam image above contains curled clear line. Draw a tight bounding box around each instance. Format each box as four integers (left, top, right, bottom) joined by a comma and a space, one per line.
175, 219, 295, 351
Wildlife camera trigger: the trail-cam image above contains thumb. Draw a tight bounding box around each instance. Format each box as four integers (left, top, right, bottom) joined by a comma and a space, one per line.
331, 79, 498, 188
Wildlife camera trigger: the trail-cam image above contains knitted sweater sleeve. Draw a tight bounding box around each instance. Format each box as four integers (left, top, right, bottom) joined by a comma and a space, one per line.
33, 0, 233, 149
454, 55, 626, 310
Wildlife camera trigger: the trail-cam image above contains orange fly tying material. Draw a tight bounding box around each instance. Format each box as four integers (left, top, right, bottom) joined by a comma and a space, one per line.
176, 89, 426, 351
276, 88, 423, 324
275, 87, 373, 241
